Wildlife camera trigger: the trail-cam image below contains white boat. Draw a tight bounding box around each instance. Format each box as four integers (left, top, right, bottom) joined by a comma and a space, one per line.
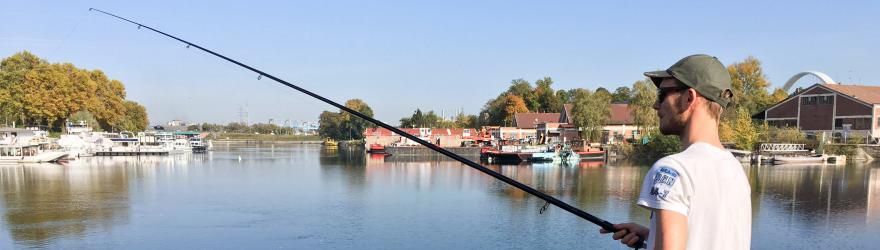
772, 155, 825, 165
0, 127, 68, 163
189, 137, 212, 152
527, 144, 581, 164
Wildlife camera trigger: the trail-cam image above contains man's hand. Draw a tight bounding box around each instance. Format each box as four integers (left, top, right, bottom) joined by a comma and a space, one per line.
599, 223, 648, 248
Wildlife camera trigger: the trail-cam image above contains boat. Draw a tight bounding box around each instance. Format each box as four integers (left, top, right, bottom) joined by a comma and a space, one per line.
527, 144, 580, 164
575, 150, 606, 161
323, 138, 338, 147
190, 137, 210, 153
772, 155, 826, 165
0, 127, 68, 163
367, 143, 386, 154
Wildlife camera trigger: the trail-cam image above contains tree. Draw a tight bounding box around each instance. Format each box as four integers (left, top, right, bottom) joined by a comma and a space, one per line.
612, 86, 632, 103
317, 99, 374, 140
225, 122, 250, 133
720, 108, 760, 150
507, 79, 537, 111
502, 94, 529, 126
570, 88, 611, 142
630, 79, 658, 135
0, 51, 137, 132
318, 111, 344, 140
112, 101, 148, 132
340, 99, 374, 139
454, 113, 479, 129
769, 88, 789, 104
534, 77, 561, 112
727, 56, 772, 116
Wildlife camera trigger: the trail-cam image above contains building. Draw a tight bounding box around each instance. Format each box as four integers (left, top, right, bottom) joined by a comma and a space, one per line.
603, 103, 638, 144
364, 127, 478, 147
757, 83, 880, 142
492, 112, 561, 143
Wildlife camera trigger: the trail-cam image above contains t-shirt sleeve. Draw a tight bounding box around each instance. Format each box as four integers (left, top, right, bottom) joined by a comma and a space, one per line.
636, 157, 692, 216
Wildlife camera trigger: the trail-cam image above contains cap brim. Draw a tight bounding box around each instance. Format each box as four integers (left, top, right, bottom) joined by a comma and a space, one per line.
643, 70, 672, 87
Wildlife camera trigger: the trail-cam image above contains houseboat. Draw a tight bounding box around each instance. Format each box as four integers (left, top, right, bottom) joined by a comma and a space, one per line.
0, 128, 68, 163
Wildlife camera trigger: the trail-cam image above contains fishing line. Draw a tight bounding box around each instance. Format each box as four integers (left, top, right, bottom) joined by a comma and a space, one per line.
88, 8, 644, 249
48, 10, 89, 58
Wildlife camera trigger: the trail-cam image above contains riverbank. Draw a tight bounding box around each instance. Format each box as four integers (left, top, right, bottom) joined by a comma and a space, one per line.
211, 133, 321, 142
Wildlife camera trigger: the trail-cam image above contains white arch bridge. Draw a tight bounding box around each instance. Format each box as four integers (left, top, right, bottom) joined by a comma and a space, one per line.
782, 71, 836, 92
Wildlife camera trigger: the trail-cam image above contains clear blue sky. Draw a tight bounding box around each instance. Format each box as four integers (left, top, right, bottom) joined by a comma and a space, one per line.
2, 1, 877, 125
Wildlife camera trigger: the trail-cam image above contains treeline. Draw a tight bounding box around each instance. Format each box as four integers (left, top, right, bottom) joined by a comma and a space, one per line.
718, 57, 797, 150
395, 56, 795, 149
187, 122, 296, 135
397, 77, 659, 142
0, 51, 148, 132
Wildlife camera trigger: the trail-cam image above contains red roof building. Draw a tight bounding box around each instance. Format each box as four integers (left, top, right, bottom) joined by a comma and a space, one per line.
759, 83, 880, 142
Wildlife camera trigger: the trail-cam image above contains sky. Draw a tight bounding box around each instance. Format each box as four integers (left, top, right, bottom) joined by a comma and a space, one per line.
1, 1, 878, 126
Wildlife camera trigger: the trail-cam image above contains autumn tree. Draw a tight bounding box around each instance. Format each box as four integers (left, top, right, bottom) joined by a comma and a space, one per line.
502, 94, 529, 126
720, 108, 760, 150
112, 101, 149, 132
0, 51, 142, 132
727, 56, 773, 116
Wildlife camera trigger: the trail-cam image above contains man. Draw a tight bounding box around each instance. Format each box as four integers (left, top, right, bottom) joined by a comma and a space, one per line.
600, 54, 751, 249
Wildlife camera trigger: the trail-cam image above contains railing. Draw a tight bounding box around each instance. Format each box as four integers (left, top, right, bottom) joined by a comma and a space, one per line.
759, 143, 807, 152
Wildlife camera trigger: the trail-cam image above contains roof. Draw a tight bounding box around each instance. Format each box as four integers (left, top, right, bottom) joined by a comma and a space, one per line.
608, 104, 635, 125
561, 104, 574, 123
514, 113, 561, 129
821, 84, 880, 104
0, 128, 34, 133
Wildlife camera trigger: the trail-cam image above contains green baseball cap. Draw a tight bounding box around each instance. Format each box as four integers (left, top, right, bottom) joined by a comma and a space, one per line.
644, 54, 733, 107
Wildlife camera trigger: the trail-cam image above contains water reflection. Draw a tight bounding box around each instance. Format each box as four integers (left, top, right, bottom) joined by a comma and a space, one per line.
0, 145, 877, 249
749, 164, 880, 249
0, 163, 131, 247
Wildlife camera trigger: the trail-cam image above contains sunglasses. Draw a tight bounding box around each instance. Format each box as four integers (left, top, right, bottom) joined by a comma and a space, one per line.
656, 86, 691, 103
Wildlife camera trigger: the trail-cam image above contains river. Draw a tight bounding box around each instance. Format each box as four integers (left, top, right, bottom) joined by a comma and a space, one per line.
0, 143, 878, 249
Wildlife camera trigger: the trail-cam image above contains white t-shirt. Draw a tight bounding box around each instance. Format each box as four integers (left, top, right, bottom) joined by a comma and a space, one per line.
636, 142, 751, 250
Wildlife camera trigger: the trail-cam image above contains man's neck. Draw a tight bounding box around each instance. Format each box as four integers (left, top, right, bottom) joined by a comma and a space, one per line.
678, 115, 724, 150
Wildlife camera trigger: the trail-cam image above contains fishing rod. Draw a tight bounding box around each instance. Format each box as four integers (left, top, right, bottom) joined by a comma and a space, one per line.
88, 8, 644, 249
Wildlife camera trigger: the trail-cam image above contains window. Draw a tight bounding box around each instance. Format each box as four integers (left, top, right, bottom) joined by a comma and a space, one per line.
835, 118, 844, 129
854, 118, 872, 130
801, 96, 817, 105
818, 96, 833, 105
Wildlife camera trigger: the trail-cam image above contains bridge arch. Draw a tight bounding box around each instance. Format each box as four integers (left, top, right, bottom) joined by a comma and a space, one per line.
783, 71, 835, 92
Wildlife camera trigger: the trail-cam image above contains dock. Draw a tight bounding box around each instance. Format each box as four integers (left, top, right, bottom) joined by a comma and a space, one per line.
94, 151, 169, 156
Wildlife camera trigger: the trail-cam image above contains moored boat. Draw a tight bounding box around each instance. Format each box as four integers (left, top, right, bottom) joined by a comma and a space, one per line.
772, 155, 825, 165
367, 143, 386, 154
323, 138, 338, 147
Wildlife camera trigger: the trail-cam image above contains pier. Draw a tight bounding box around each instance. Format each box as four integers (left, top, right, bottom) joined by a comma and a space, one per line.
94, 151, 169, 156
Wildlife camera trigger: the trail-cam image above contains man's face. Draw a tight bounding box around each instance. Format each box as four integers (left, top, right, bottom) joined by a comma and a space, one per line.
653, 78, 689, 135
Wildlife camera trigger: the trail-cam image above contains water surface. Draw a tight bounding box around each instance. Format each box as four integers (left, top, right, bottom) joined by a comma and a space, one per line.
1, 143, 878, 249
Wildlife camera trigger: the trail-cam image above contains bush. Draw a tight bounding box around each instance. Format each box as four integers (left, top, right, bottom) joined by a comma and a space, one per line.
633, 133, 681, 162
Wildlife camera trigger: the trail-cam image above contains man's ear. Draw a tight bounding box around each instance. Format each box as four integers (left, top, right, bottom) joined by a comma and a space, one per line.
679, 89, 697, 112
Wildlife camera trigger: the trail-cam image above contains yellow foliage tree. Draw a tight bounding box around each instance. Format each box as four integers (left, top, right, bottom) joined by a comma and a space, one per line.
502, 93, 529, 126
